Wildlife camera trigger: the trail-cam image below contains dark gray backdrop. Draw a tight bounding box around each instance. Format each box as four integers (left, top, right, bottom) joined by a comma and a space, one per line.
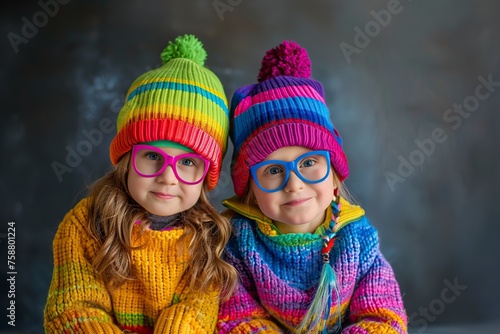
1, 0, 499, 333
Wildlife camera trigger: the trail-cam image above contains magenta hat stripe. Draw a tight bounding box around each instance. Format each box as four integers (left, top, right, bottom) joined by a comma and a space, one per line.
233, 85, 325, 117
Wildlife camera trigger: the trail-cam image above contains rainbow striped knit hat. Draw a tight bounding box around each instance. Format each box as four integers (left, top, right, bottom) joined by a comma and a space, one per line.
109, 34, 229, 190
230, 40, 349, 197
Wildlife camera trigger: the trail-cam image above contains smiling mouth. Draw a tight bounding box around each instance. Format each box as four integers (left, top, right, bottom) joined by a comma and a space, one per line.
152, 192, 176, 200
283, 198, 310, 206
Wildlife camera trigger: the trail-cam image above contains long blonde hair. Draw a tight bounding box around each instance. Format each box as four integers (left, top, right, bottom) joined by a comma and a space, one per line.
86, 152, 237, 301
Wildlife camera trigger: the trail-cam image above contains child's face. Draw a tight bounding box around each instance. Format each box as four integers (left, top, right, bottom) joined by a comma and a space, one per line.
127, 146, 205, 216
250, 146, 336, 234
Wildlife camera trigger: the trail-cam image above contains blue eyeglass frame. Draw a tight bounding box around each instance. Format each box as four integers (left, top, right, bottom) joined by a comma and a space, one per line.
249, 150, 331, 193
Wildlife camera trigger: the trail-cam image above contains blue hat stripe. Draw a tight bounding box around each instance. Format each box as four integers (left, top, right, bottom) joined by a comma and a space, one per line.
233, 97, 335, 152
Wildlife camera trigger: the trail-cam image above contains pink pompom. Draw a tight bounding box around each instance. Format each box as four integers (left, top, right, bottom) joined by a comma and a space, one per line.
257, 40, 311, 82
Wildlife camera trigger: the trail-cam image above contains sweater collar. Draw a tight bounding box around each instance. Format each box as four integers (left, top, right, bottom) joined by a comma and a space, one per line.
222, 196, 365, 237
146, 213, 181, 231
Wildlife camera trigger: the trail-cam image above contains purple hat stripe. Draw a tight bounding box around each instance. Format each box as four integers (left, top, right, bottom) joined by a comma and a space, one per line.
229, 84, 257, 113
253, 76, 324, 95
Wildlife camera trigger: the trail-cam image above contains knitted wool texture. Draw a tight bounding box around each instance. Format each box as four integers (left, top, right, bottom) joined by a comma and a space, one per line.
109, 34, 229, 190
44, 199, 219, 333
229, 40, 348, 196
218, 198, 408, 333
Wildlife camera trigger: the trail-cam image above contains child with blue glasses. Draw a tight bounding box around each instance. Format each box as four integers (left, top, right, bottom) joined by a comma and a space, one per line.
217, 40, 408, 333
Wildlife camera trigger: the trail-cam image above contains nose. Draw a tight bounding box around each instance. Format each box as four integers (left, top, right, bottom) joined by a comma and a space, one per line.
283, 171, 304, 192
156, 165, 178, 185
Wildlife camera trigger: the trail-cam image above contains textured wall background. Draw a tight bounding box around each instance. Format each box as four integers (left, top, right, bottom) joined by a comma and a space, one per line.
1, 0, 499, 333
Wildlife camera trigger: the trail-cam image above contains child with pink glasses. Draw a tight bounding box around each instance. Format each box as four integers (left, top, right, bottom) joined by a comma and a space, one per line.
44, 34, 237, 333
218, 40, 407, 333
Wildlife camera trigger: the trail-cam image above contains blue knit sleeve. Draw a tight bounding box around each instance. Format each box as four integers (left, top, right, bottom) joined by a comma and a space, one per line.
217, 217, 284, 333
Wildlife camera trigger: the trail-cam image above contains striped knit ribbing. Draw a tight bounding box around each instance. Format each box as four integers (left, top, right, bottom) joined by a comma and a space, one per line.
218, 197, 408, 333
44, 198, 220, 333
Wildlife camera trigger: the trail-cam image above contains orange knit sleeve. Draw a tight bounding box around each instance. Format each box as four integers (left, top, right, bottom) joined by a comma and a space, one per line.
44, 199, 123, 333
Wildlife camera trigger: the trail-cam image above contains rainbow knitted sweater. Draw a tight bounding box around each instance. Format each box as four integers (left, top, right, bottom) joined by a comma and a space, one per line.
218, 197, 407, 333
44, 198, 219, 334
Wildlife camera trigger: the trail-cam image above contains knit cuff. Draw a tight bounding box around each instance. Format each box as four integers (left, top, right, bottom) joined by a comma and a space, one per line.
154, 304, 209, 334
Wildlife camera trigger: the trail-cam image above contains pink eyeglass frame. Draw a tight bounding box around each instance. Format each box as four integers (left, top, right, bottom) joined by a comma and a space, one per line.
131, 144, 210, 185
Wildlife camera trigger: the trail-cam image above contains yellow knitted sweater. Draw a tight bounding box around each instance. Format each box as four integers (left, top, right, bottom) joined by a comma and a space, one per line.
44, 198, 219, 334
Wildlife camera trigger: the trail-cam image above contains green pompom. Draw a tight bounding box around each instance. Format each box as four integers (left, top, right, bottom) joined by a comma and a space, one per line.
160, 34, 207, 66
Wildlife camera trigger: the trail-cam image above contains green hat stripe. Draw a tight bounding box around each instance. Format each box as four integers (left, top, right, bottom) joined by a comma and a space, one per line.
127, 81, 228, 115
143, 140, 193, 152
